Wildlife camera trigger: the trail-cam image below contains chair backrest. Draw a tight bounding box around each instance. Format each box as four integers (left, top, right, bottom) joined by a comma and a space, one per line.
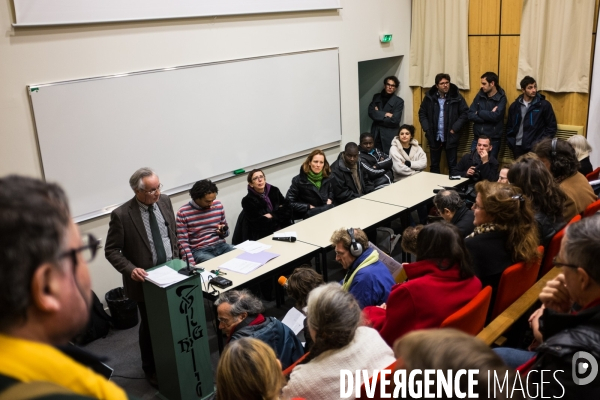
586, 167, 600, 182
540, 215, 582, 276
359, 361, 398, 399
491, 246, 544, 319
282, 352, 309, 377
583, 199, 600, 218
440, 286, 493, 335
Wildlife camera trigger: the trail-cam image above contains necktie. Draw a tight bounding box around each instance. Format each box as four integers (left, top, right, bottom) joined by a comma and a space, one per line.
148, 205, 167, 265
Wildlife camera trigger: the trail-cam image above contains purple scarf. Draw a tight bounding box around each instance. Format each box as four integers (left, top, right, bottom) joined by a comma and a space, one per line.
248, 183, 273, 212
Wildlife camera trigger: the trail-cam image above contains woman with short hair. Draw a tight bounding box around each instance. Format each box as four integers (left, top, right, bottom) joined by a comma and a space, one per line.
465, 181, 540, 293
363, 222, 481, 347
389, 124, 427, 181
567, 135, 594, 176
508, 156, 566, 247
282, 283, 395, 400
286, 150, 336, 219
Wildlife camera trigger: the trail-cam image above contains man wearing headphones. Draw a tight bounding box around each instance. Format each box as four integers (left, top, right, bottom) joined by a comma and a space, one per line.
330, 228, 395, 309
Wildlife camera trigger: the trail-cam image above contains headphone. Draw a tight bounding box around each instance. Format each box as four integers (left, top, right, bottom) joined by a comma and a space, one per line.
551, 138, 558, 161
347, 228, 364, 257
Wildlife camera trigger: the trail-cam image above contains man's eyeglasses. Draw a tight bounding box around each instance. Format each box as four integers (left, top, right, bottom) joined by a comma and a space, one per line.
60, 233, 101, 268
385, 83, 397, 88
438, 81, 450, 86
142, 184, 163, 196
552, 256, 579, 270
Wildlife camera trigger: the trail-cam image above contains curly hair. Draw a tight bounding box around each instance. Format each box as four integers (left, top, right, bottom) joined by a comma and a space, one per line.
329, 227, 369, 252
303, 283, 361, 364
400, 225, 424, 255
189, 179, 218, 200
286, 266, 324, 310
475, 181, 540, 263
301, 149, 331, 178
533, 138, 579, 183
398, 124, 415, 138
508, 156, 567, 219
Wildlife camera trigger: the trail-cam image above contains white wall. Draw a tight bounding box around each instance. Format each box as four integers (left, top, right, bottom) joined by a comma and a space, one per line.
0, 0, 412, 302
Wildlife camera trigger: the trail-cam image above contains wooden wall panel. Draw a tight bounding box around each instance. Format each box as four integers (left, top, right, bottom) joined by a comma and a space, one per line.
594, 0, 599, 33
499, 36, 521, 104
464, 36, 500, 104
501, 0, 523, 35
543, 92, 590, 130
412, 87, 424, 143
469, 0, 501, 35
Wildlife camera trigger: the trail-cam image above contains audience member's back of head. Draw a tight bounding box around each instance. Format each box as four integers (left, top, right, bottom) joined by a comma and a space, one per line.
533, 138, 579, 182
567, 134, 593, 161
400, 225, 424, 255
216, 337, 284, 400
565, 215, 600, 284
286, 266, 324, 310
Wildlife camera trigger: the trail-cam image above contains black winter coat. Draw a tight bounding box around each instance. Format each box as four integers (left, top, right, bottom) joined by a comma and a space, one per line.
236, 185, 292, 241
530, 303, 600, 398
535, 212, 565, 249
465, 230, 513, 294
418, 83, 469, 149
368, 93, 405, 153
506, 93, 557, 151
468, 87, 507, 140
358, 146, 393, 190
451, 151, 499, 183
330, 152, 374, 204
286, 167, 337, 219
451, 205, 475, 237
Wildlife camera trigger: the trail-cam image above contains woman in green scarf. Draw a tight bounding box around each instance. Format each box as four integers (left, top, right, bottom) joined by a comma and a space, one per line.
286, 149, 337, 219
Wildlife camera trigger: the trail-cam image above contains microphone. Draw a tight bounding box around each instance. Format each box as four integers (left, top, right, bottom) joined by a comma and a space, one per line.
278, 276, 288, 289
272, 236, 297, 243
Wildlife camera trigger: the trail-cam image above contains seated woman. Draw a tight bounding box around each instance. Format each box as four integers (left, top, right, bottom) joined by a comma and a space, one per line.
216, 337, 285, 400
389, 124, 427, 182
534, 138, 597, 220
282, 283, 395, 399
567, 134, 594, 176
286, 149, 336, 219
238, 169, 292, 240
363, 222, 481, 347
508, 156, 567, 248
465, 181, 539, 293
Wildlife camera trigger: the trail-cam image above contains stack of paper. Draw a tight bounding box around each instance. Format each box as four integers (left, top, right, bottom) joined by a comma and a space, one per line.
234, 240, 272, 254
281, 307, 306, 335
145, 266, 189, 288
219, 251, 280, 274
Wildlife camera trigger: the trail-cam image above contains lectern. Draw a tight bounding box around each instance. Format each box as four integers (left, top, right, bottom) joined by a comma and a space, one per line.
144, 259, 214, 400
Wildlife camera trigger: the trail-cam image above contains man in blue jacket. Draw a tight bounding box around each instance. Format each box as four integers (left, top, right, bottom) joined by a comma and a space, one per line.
331, 227, 395, 309
506, 76, 557, 159
468, 72, 507, 160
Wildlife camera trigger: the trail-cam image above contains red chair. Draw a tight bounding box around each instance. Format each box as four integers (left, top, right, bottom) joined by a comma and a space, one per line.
359, 361, 397, 399
440, 286, 493, 335
583, 199, 600, 218
540, 215, 582, 276
585, 167, 600, 182
283, 352, 309, 377
491, 245, 544, 319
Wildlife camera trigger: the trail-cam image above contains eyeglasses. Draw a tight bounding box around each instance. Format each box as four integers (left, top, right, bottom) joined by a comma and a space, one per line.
438, 81, 450, 86
552, 256, 579, 270
472, 203, 484, 211
141, 183, 163, 196
252, 175, 265, 182
385, 83, 397, 88
60, 233, 101, 268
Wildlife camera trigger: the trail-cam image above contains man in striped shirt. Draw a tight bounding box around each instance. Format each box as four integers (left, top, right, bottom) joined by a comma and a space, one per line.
176, 180, 235, 265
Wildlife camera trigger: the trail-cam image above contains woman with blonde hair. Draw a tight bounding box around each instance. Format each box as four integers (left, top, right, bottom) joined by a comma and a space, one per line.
286, 149, 336, 219
216, 337, 285, 400
283, 283, 395, 400
567, 134, 594, 176
465, 181, 539, 293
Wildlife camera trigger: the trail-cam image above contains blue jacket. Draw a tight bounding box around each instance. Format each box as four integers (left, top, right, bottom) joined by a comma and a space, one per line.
468, 87, 507, 140
506, 93, 557, 151
341, 247, 395, 309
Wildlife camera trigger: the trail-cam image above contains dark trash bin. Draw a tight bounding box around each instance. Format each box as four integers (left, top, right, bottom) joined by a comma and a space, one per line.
105, 287, 138, 329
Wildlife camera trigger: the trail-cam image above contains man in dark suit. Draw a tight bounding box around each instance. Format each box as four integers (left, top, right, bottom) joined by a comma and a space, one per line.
105, 167, 179, 387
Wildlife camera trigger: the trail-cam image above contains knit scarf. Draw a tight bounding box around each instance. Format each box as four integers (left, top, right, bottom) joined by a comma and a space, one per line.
466, 222, 506, 238
306, 170, 323, 189
341, 249, 379, 292
248, 183, 273, 212
0, 334, 127, 400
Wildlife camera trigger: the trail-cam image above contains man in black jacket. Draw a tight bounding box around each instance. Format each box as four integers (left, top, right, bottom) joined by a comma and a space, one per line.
433, 189, 475, 237
525, 216, 600, 397
468, 72, 507, 160
368, 76, 404, 154
451, 135, 499, 183
418, 73, 469, 174
331, 142, 374, 204
506, 76, 557, 159
358, 132, 393, 190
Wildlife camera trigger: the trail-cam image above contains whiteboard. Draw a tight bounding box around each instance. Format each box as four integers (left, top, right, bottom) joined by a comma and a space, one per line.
13, 0, 341, 26
29, 49, 341, 222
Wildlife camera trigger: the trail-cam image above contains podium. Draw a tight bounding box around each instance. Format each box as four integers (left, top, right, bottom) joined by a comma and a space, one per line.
144, 259, 214, 400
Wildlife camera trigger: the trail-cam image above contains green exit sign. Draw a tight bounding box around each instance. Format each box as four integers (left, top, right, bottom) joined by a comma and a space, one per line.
380, 34, 393, 43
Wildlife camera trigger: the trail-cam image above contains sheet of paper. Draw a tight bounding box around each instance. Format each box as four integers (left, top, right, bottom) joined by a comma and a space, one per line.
234, 240, 271, 254
281, 307, 306, 335
218, 258, 263, 274
236, 251, 279, 264
273, 231, 297, 238
145, 266, 188, 288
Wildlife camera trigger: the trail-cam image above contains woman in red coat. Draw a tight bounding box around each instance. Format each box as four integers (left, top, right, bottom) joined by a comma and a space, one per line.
363, 222, 482, 346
